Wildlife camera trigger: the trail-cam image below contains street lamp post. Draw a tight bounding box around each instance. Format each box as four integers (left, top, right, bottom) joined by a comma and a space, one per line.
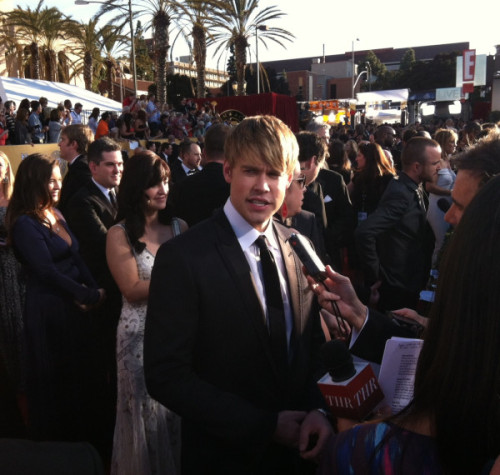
256, 25, 268, 95
351, 38, 359, 98
75, 0, 138, 96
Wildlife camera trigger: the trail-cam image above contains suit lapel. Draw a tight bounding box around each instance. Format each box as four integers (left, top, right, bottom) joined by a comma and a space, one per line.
90, 181, 116, 218
212, 212, 281, 376
274, 223, 304, 339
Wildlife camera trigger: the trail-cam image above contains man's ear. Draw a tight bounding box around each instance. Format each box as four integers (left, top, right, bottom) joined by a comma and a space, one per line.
223, 160, 232, 184
89, 161, 97, 174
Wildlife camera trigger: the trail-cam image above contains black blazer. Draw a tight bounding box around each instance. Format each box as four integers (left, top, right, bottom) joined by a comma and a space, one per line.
316, 168, 355, 249
58, 156, 92, 217
169, 158, 189, 184
170, 162, 230, 227
355, 172, 427, 292
144, 210, 326, 473
350, 309, 417, 364
65, 181, 116, 289
290, 209, 327, 263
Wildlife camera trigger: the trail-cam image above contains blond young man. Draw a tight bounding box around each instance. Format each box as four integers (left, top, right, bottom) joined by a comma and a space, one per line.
145, 116, 331, 475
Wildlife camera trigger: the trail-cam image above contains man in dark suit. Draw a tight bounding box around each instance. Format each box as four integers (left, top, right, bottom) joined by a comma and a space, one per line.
65, 137, 123, 460
58, 124, 93, 216
169, 141, 202, 184
171, 123, 231, 227
355, 137, 441, 311
158, 141, 174, 165
145, 116, 331, 475
296, 131, 354, 270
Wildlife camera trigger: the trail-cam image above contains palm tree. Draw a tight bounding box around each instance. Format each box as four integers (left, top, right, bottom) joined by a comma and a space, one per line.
2, 0, 74, 81
71, 19, 105, 91
176, 0, 224, 98
97, 0, 181, 104
40, 11, 77, 82
2, 0, 45, 79
71, 19, 128, 92
211, 0, 294, 95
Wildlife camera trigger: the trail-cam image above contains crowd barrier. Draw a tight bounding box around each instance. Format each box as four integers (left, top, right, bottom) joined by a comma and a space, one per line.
0, 137, 197, 174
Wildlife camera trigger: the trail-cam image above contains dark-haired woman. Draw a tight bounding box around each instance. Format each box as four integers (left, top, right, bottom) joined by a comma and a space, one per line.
13, 107, 31, 144
6, 154, 104, 441
118, 112, 135, 140
315, 174, 500, 474
107, 151, 187, 475
348, 142, 396, 226
88, 107, 100, 135
328, 139, 352, 185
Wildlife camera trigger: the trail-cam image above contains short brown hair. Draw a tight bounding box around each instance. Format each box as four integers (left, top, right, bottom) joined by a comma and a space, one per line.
87, 137, 121, 164
401, 137, 440, 169
225, 115, 298, 175
296, 131, 327, 164
61, 124, 94, 154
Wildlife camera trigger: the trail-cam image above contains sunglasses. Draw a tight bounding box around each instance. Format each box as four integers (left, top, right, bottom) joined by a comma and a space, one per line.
293, 175, 307, 189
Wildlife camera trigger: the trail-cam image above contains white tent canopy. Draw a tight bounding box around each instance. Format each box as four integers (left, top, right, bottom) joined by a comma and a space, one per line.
356, 89, 409, 104
0, 77, 123, 112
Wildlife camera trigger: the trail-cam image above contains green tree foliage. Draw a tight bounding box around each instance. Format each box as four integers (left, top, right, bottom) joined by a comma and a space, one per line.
359, 49, 460, 92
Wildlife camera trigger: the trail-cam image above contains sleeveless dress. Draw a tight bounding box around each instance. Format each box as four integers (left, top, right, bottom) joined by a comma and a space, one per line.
111, 222, 181, 475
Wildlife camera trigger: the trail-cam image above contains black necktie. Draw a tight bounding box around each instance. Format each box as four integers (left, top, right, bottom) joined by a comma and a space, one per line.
187, 168, 198, 176
109, 189, 117, 210
255, 236, 288, 372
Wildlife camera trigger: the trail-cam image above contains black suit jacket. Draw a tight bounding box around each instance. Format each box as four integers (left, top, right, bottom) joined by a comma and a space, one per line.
65, 181, 117, 289
169, 158, 190, 184
316, 168, 355, 249
144, 210, 326, 474
58, 155, 92, 218
355, 172, 427, 292
171, 162, 230, 227
350, 309, 417, 364
290, 210, 327, 263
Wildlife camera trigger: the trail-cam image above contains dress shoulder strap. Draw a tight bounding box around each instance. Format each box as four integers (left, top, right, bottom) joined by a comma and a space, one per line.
171, 217, 182, 237
114, 223, 136, 256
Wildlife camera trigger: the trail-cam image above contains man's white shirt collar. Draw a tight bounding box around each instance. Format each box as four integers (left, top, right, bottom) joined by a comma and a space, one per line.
223, 198, 278, 251
92, 178, 113, 201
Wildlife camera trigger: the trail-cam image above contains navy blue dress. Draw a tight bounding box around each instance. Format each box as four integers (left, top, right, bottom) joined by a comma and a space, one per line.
12, 214, 100, 441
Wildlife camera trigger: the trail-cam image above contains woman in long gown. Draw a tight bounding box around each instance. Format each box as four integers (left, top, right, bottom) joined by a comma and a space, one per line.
6, 154, 105, 441
0, 152, 25, 392
107, 151, 187, 475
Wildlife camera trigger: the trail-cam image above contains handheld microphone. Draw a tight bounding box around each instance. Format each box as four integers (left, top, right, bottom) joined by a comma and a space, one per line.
318, 340, 384, 420
437, 197, 451, 213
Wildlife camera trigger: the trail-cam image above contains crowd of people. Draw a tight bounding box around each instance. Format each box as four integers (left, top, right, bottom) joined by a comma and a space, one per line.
0, 93, 218, 146
1, 89, 500, 474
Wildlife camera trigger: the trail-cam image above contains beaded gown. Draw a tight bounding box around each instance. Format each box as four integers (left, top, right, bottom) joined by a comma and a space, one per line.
111, 224, 180, 475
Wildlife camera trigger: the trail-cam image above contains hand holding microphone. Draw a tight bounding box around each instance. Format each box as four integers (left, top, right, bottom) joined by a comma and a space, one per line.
308, 265, 368, 333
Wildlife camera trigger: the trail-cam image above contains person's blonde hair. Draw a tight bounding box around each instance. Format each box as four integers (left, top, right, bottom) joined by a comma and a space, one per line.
224, 115, 298, 176
434, 128, 458, 158
0, 151, 14, 200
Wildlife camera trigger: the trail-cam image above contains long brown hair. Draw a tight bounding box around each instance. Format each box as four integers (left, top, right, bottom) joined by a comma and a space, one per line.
357, 142, 395, 178
6, 153, 58, 237
116, 151, 171, 253
398, 175, 500, 472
